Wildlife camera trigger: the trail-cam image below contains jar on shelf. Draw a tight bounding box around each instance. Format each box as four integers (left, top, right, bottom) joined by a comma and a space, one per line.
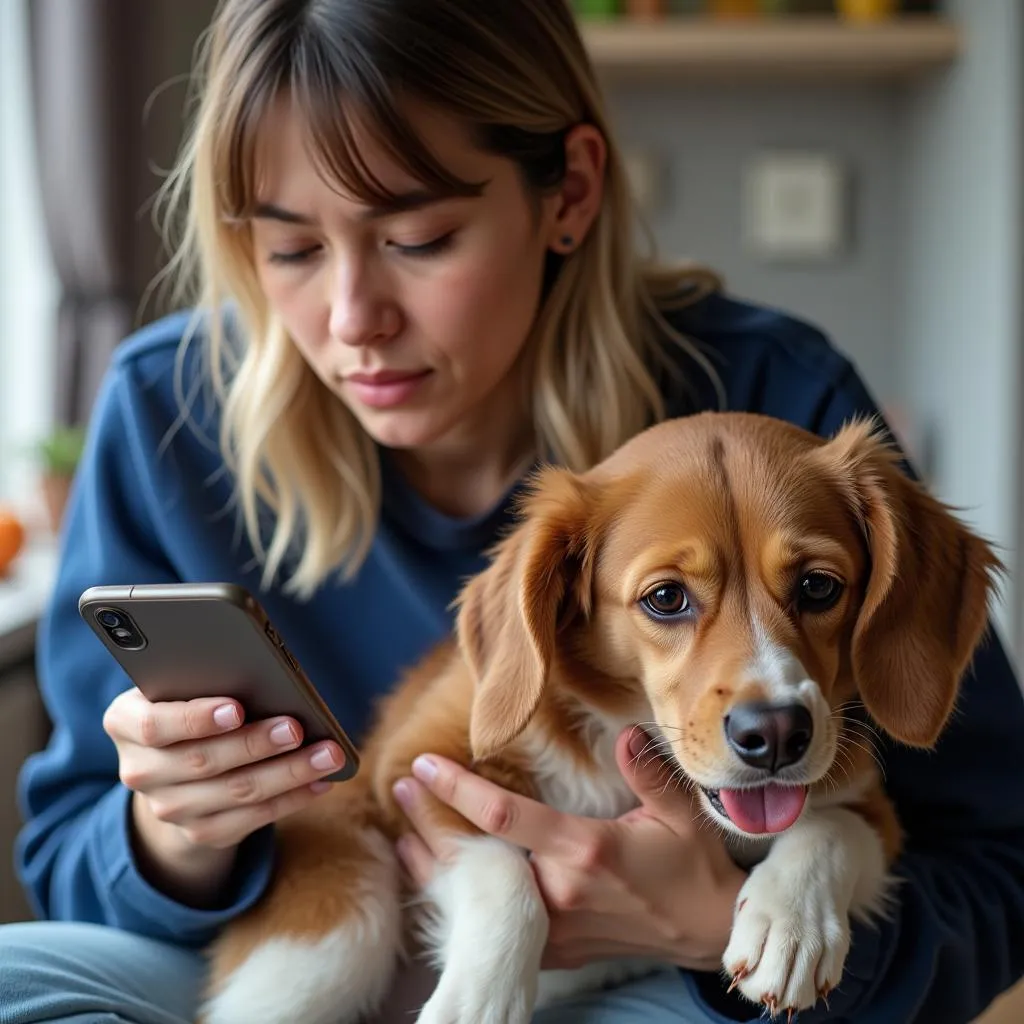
836, 0, 897, 21
666, 0, 705, 13
625, 0, 667, 17
709, 0, 761, 17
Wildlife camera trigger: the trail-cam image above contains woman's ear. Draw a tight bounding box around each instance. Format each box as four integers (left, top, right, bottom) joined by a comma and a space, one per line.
454, 467, 596, 760
817, 419, 1004, 748
544, 123, 607, 254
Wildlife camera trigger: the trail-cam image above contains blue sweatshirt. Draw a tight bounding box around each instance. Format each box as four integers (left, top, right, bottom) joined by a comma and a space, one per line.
16, 293, 1024, 1023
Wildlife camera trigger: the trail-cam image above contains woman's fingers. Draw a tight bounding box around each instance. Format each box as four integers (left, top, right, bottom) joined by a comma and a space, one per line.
169, 777, 334, 850
404, 754, 602, 861
103, 687, 245, 748
394, 830, 438, 889
615, 726, 701, 835
143, 740, 346, 824
119, 715, 314, 789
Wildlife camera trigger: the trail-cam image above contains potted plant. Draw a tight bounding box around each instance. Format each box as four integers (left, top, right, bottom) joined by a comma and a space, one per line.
34, 424, 86, 534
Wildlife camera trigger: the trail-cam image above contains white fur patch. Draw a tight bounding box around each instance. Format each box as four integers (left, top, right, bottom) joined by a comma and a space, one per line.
416, 836, 549, 1024
199, 829, 402, 1024
515, 712, 662, 1007
749, 623, 808, 696
523, 709, 639, 820
745, 623, 834, 777
723, 806, 891, 1015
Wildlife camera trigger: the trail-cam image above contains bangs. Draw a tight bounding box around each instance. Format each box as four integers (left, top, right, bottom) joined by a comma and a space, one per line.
216, 15, 486, 224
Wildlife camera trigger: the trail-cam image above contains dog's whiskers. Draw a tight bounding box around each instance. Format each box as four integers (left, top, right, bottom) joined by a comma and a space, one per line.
627, 724, 680, 778
825, 748, 856, 792
656, 760, 694, 799
836, 732, 886, 781
833, 714, 881, 741
832, 713, 882, 749
829, 710, 886, 780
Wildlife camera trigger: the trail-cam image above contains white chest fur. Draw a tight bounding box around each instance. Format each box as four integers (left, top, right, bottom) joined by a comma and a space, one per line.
521, 711, 639, 820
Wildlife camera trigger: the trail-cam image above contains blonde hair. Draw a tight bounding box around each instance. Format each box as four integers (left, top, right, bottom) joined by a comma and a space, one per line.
159, 0, 723, 599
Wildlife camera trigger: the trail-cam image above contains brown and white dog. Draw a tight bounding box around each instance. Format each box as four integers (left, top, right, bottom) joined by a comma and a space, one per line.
198, 411, 1001, 1024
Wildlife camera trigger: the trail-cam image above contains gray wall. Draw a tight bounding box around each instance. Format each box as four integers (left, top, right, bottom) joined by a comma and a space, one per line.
609, 82, 902, 408
897, 0, 1022, 650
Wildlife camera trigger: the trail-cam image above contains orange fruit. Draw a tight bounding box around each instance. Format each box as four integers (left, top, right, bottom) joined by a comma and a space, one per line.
0, 507, 26, 576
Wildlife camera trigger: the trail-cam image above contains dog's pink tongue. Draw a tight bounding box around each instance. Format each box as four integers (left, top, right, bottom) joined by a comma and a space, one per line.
719, 784, 807, 834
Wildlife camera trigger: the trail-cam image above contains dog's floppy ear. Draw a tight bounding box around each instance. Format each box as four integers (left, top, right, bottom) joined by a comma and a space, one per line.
455, 467, 595, 761
817, 418, 1003, 748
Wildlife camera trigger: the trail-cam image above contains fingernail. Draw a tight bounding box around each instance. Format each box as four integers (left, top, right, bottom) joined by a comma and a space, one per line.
392, 779, 414, 808
213, 704, 240, 730
310, 744, 340, 771
309, 780, 332, 795
270, 720, 297, 746
411, 755, 438, 785
628, 728, 649, 758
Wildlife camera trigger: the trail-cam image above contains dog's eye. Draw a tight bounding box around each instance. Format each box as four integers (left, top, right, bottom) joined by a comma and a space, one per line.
641, 584, 690, 618
797, 571, 844, 612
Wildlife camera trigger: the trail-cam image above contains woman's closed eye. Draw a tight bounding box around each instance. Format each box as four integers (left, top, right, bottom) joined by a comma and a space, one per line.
267, 244, 322, 265
266, 231, 456, 266
387, 230, 456, 258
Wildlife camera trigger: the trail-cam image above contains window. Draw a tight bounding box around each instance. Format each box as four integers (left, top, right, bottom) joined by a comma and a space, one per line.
0, 0, 59, 506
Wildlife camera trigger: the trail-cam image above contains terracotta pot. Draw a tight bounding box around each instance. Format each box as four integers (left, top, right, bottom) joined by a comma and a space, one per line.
40, 473, 73, 535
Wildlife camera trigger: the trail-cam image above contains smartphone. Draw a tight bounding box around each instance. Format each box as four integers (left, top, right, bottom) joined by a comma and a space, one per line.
79, 582, 359, 782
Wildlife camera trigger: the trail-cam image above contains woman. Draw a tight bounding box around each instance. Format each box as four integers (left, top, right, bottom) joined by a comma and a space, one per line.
4, 1, 1024, 1022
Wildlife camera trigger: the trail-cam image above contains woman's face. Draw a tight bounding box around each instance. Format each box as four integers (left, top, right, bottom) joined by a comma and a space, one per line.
250, 99, 580, 457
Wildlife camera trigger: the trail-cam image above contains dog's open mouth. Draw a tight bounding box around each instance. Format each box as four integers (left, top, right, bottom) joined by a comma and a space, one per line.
700, 783, 808, 834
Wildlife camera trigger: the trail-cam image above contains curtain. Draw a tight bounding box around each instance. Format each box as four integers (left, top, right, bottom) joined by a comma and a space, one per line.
26, 0, 217, 426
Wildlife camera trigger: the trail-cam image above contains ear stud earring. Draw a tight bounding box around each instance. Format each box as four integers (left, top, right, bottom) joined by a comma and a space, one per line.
559, 234, 575, 251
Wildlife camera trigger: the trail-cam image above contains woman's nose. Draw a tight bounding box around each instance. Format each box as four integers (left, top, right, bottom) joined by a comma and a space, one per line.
328, 262, 400, 348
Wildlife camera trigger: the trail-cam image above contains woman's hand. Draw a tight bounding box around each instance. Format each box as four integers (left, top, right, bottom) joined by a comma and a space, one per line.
103, 686, 346, 907
391, 727, 746, 972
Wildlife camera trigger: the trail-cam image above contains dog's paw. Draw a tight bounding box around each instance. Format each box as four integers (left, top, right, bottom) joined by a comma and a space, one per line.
723, 861, 850, 1020
416, 969, 535, 1024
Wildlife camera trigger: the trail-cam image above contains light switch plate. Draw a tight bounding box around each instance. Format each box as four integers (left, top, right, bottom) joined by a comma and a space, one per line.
743, 150, 847, 263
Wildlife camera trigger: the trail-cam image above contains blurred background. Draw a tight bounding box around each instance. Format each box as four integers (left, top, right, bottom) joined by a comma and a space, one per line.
0, 3, 1021, 1016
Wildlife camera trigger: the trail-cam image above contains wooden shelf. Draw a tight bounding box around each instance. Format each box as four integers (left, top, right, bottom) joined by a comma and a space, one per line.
580, 16, 962, 83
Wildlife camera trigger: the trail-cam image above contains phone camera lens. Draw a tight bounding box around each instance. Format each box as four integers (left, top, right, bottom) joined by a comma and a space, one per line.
94, 606, 146, 649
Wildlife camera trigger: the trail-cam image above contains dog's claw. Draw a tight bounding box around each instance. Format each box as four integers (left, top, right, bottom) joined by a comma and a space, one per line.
727, 966, 748, 993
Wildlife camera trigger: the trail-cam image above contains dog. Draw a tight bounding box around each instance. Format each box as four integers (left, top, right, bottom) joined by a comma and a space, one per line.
197, 411, 1001, 1024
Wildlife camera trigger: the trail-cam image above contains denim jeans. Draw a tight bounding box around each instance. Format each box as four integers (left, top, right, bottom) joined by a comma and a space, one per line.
0, 920, 737, 1023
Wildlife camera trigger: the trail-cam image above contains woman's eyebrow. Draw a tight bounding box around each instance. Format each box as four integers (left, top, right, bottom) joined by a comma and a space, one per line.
251, 202, 315, 225
252, 187, 483, 226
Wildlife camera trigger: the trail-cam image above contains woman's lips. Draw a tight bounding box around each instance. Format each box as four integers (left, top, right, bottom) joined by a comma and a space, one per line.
343, 369, 432, 409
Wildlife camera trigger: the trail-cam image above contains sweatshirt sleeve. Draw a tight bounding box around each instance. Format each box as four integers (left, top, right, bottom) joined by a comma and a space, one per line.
15, 358, 276, 948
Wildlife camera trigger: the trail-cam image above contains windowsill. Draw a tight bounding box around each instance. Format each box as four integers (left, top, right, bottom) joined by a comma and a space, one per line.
0, 538, 58, 671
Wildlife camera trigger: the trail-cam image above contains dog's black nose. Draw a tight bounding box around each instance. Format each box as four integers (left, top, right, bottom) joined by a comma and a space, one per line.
724, 702, 813, 772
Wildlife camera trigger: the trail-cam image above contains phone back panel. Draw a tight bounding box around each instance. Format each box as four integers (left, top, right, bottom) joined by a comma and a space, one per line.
79, 583, 358, 781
